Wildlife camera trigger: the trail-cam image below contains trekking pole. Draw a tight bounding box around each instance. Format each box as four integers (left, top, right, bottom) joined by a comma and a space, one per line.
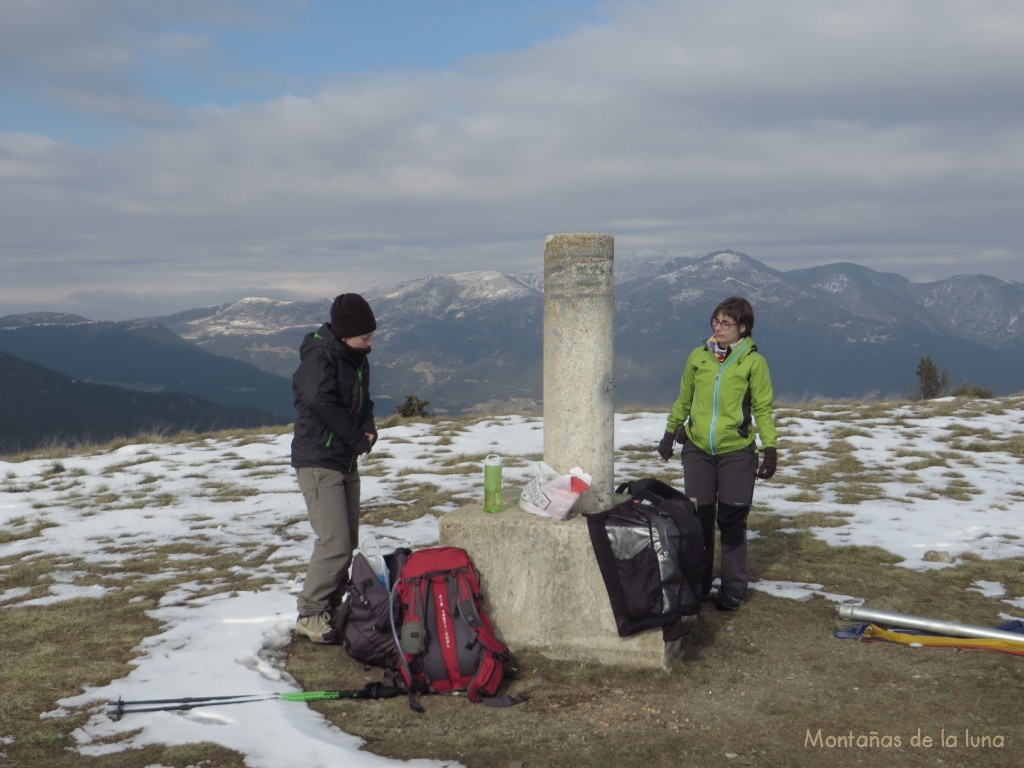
107, 693, 275, 719
106, 683, 402, 720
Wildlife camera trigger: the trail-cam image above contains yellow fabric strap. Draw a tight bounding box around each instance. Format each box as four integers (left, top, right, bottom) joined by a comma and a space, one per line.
864, 623, 1024, 653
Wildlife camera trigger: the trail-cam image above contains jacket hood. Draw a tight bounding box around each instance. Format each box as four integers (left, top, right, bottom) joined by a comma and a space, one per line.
300, 324, 370, 365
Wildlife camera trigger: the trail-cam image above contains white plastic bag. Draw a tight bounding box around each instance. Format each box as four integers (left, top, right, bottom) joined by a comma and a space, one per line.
359, 533, 389, 588
519, 462, 592, 520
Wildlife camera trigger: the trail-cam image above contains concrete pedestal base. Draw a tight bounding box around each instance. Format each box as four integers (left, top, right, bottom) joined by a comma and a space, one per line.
438, 491, 675, 670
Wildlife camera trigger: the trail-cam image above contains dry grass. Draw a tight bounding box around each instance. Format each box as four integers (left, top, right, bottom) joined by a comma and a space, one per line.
3, 398, 1024, 767
287, 537, 1024, 768
285, 492, 1024, 768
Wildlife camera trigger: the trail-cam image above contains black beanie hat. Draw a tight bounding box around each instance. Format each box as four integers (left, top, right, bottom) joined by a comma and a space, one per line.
330, 293, 377, 338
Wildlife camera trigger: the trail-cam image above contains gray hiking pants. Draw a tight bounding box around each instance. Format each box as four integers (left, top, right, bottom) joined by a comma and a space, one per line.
296, 466, 361, 617
681, 442, 758, 598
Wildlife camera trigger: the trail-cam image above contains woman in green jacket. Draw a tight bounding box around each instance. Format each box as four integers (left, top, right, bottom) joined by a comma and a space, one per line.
658, 296, 777, 611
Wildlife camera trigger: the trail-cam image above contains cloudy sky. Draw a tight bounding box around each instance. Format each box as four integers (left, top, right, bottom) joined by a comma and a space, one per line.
2, 0, 1022, 320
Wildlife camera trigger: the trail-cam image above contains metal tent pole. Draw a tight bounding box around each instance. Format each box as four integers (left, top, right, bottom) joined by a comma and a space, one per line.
837, 605, 1024, 643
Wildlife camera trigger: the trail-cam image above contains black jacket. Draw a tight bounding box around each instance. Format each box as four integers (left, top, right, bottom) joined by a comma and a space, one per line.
290, 323, 376, 472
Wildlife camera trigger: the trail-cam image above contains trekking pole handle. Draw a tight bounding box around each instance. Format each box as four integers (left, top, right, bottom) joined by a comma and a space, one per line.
280, 691, 342, 702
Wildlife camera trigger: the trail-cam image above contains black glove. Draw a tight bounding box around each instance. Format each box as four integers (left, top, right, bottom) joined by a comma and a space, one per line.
657, 431, 675, 461
757, 447, 777, 479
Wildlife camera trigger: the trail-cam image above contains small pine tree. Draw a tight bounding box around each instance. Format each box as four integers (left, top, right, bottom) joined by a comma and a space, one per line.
914, 357, 951, 400
396, 394, 431, 418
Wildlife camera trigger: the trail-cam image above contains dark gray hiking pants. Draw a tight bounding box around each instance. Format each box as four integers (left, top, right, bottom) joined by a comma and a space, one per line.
296, 466, 361, 616
681, 443, 757, 598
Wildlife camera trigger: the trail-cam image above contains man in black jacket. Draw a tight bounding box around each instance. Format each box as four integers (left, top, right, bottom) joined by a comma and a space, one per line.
291, 293, 379, 643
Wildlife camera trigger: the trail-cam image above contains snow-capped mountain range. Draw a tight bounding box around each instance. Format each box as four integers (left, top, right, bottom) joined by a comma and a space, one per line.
4, 251, 1024, 416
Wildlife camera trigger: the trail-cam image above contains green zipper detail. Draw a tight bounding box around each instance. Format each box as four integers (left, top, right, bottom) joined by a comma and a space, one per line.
348, 362, 366, 472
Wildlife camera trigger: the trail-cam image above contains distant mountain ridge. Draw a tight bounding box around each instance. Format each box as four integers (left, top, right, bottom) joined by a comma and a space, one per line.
4, 252, 1023, 422
0, 351, 283, 454
0, 318, 293, 418
137, 270, 547, 414
146, 251, 1024, 411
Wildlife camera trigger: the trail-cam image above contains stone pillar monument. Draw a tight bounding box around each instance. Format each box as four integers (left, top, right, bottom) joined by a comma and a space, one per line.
439, 231, 674, 668
542, 233, 615, 512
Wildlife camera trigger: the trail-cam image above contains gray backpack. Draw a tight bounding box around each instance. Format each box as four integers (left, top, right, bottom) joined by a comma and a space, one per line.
336, 548, 409, 668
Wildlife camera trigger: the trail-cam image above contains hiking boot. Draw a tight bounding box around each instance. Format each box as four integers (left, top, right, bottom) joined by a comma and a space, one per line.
715, 593, 744, 612
295, 612, 337, 644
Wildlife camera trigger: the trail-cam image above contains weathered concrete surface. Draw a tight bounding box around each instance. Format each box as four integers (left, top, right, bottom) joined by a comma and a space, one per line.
439, 492, 674, 670
436, 233, 675, 670
543, 233, 615, 513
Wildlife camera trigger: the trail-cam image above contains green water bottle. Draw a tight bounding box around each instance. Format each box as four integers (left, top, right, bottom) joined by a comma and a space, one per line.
483, 454, 502, 513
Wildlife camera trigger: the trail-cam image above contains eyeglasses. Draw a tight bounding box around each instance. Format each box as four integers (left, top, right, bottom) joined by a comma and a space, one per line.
711, 318, 736, 329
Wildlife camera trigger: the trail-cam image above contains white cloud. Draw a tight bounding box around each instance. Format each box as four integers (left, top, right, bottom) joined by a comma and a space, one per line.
1, 0, 1023, 319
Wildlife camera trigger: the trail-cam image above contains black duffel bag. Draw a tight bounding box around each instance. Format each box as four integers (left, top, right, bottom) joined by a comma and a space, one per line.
585, 478, 703, 639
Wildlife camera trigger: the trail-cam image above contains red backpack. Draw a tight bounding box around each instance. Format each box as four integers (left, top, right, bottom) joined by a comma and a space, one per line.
390, 546, 521, 710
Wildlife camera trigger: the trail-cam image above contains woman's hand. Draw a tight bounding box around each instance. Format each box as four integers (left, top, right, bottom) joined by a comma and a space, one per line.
657, 432, 675, 461
757, 447, 777, 479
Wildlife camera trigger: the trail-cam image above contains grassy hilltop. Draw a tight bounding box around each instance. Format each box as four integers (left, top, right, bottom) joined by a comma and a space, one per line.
2, 397, 1023, 767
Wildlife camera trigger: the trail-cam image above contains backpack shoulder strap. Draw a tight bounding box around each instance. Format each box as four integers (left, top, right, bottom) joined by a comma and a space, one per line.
389, 577, 428, 713
452, 568, 508, 656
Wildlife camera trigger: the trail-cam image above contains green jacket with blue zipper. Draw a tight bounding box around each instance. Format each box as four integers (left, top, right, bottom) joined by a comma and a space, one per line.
666, 336, 777, 456
291, 323, 376, 473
